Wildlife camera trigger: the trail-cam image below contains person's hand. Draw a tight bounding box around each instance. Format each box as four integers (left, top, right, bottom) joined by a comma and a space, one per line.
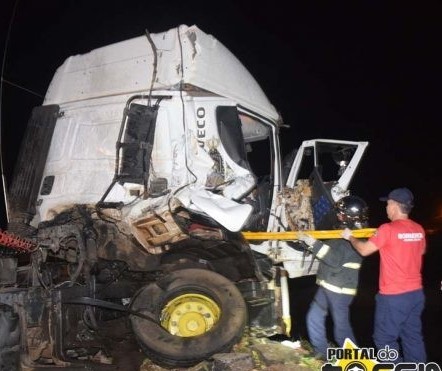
297, 231, 316, 247
342, 228, 353, 240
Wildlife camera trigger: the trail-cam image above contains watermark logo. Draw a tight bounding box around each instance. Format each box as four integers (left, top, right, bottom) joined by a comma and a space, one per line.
322, 339, 441, 371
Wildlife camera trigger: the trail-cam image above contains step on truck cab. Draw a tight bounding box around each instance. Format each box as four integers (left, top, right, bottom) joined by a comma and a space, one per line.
0, 24, 368, 369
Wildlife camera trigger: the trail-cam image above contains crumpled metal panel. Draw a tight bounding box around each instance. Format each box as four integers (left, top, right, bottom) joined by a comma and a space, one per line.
130, 210, 187, 254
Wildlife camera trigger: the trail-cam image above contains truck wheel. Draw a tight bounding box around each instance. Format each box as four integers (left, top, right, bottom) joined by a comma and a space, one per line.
129, 268, 247, 368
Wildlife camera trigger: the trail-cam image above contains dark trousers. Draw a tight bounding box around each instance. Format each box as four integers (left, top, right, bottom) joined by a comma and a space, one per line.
374, 289, 426, 363
306, 286, 356, 358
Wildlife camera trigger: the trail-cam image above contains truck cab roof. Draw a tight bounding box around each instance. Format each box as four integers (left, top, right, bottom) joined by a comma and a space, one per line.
44, 24, 281, 124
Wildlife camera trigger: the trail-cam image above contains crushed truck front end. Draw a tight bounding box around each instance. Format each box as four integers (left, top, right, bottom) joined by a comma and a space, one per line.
0, 24, 369, 369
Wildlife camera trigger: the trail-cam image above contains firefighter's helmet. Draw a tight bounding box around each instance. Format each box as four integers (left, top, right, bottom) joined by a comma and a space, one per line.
335, 195, 369, 229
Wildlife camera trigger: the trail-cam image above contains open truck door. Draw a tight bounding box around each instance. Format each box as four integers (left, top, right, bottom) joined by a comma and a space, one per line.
248, 139, 369, 278
284, 139, 369, 229
281, 139, 368, 276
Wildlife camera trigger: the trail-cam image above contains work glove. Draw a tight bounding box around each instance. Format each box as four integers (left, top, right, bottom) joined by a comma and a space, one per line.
297, 231, 317, 247
342, 228, 353, 240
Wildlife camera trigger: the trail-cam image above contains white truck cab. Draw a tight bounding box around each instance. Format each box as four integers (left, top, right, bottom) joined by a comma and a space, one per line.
0, 25, 368, 369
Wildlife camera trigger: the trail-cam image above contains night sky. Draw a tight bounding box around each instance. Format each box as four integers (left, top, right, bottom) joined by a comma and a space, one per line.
1, 0, 442, 229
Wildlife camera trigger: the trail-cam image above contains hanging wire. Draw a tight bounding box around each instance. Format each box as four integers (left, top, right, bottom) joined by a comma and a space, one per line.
144, 29, 157, 108
2, 78, 43, 99
177, 27, 197, 186
0, 0, 21, 224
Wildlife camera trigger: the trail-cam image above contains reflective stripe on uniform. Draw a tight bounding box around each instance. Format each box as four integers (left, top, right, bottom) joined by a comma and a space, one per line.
342, 262, 361, 269
316, 244, 330, 259
316, 279, 357, 295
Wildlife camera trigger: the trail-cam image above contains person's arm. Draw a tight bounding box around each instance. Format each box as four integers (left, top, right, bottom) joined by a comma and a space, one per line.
297, 232, 343, 268
342, 228, 379, 256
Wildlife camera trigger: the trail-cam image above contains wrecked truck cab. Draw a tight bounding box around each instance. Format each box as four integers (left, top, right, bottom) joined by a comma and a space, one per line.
0, 24, 368, 369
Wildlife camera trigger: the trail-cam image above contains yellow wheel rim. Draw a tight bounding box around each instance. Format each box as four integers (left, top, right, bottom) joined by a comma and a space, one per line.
160, 293, 221, 337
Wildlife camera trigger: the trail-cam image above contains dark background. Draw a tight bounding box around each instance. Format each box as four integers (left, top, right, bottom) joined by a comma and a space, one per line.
1, 0, 441, 365
1, 0, 442, 229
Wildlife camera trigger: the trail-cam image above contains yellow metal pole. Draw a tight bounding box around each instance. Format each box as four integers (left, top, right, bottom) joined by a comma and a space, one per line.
280, 269, 291, 336
242, 228, 376, 241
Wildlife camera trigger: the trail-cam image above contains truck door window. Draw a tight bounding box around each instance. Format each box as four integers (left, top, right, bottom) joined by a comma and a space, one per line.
238, 113, 271, 178
216, 106, 250, 171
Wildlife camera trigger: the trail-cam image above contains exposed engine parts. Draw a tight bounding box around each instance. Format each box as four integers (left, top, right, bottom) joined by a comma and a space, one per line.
0, 229, 37, 255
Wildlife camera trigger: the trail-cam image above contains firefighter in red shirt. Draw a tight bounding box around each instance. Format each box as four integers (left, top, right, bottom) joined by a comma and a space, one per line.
343, 187, 426, 363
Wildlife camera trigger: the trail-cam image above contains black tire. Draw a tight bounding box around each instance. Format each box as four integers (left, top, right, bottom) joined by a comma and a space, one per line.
129, 268, 247, 368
